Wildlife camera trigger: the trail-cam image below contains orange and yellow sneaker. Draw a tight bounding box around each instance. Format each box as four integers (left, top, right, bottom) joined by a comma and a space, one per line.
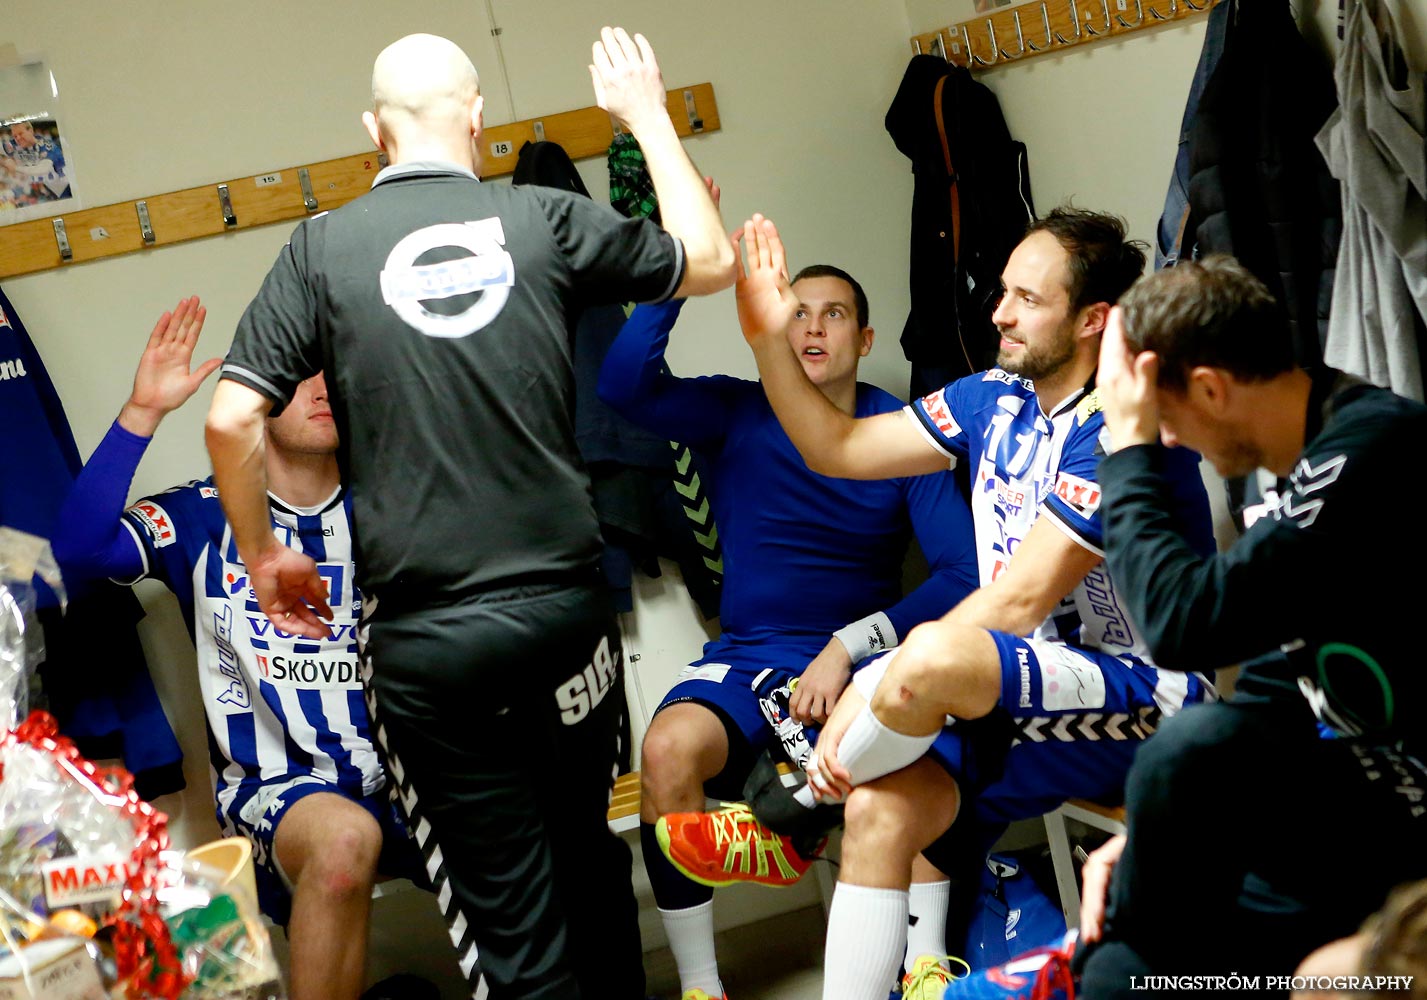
656, 802, 821, 888
681, 990, 728, 1000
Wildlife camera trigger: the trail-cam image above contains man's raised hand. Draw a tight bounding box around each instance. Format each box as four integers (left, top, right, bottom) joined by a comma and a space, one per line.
590, 28, 666, 132
121, 296, 223, 437
735, 214, 798, 350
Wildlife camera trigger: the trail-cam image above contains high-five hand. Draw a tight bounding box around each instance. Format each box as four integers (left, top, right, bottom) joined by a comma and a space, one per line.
121, 296, 222, 437
590, 27, 667, 132
735, 214, 798, 350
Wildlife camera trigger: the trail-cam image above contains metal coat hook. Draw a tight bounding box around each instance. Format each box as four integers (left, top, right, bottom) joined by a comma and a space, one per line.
1148, 0, 1178, 19
1055, 0, 1083, 43
913, 36, 923, 54
136, 201, 155, 245
931, 31, 947, 60
1000, 11, 1027, 58
217, 184, 237, 229
969, 19, 1000, 65
1084, 0, 1112, 35
52, 218, 72, 262
683, 90, 704, 132
1182, 0, 1210, 9
1027, 3, 1055, 51
1115, 0, 1145, 27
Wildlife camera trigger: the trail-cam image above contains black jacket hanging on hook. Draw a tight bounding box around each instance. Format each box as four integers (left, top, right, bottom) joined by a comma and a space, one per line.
886, 55, 1035, 397
1184, 0, 1342, 367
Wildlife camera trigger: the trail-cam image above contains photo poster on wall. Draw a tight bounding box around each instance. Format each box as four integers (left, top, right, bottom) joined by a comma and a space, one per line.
0, 55, 79, 226
974, 0, 1013, 9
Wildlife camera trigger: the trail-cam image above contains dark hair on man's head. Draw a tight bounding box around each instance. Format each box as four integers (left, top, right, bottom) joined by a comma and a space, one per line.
792, 264, 869, 330
1025, 207, 1148, 312
1117, 256, 1293, 392
1360, 879, 1427, 999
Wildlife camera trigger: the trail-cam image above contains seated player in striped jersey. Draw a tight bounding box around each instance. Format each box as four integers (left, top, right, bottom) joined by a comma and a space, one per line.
52, 297, 421, 1000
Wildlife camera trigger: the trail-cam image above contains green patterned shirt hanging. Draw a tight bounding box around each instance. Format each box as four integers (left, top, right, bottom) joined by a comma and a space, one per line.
607, 132, 661, 224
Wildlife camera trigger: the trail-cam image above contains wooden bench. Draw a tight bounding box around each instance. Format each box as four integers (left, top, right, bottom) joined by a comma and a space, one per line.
608, 771, 645, 833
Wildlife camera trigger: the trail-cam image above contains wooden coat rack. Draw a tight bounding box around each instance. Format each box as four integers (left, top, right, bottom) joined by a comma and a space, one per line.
0, 83, 720, 281
910, 0, 1221, 70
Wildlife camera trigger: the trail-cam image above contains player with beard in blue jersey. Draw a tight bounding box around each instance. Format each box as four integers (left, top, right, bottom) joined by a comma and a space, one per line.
52, 298, 421, 1000
598, 246, 978, 1000
664, 209, 1217, 1000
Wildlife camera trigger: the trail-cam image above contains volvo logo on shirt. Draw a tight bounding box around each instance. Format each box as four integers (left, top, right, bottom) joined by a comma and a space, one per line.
380, 219, 515, 338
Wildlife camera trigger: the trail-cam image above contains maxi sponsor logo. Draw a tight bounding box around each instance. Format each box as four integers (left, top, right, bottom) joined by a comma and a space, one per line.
128, 500, 176, 547
1052, 472, 1102, 517
42, 853, 141, 908
918, 388, 959, 438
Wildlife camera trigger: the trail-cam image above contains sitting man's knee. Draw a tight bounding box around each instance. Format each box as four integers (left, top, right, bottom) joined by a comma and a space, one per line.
641, 718, 697, 780
844, 775, 955, 853
844, 784, 897, 842
882, 623, 994, 715
299, 821, 381, 900
640, 712, 724, 813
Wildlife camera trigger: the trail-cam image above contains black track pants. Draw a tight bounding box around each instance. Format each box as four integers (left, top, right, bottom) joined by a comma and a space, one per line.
362, 581, 643, 1000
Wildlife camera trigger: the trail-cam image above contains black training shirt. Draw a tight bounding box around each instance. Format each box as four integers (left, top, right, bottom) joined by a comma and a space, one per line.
222, 162, 685, 606
1100, 369, 1427, 754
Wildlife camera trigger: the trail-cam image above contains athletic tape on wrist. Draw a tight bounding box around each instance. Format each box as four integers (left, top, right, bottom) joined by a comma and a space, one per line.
833, 612, 897, 665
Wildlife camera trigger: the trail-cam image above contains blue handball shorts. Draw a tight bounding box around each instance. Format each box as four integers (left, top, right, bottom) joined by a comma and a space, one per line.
927, 634, 1216, 826
218, 775, 424, 925
654, 638, 825, 797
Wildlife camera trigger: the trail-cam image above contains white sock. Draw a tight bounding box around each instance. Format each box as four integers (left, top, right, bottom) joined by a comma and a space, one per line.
905, 879, 952, 971
838, 703, 938, 786
796, 705, 936, 810
794, 651, 911, 811
659, 901, 722, 996
823, 883, 908, 1000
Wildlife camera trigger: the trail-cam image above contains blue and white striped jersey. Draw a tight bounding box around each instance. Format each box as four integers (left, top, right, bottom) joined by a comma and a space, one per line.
119, 481, 381, 806
906, 368, 1215, 659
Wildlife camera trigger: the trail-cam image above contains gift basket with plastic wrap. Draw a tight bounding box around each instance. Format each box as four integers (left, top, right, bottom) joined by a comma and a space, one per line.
1, 528, 284, 999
